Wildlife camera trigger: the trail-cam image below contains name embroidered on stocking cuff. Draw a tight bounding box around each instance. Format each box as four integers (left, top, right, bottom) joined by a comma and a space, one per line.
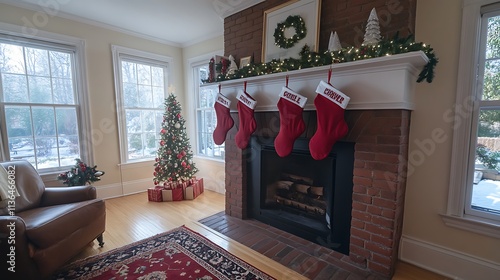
236, 90, 257, 109
279, 87, 307, 108
215, 93, 231, 108
315, 80, 350, 109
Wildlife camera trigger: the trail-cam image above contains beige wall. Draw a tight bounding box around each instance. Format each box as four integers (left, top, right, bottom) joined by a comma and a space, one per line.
405, 0, 500, 268
0, 3, 184, 196
182, 36, 226, 194
2, 0, 498, 275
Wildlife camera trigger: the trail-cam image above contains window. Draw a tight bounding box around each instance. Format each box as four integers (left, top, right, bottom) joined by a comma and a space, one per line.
445, 0, 500, 236
193, 64, 224, 160
467, 7, 500, 220
0, 30, 91, 173
112, 46, 170, 163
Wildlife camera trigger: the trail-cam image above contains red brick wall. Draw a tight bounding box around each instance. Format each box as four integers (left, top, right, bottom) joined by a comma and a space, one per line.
224, 0, 416, 63
224, 109, 410, 277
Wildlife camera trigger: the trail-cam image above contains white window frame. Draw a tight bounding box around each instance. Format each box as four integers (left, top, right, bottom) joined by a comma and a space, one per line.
187, 51, 224, 162
0, 22, 93, 175
111, 45, 172, 164
443, 0, 500, 238
188, 52, 226, 162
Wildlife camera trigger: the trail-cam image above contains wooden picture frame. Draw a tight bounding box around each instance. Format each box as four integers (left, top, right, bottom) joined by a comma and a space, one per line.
262, 0, 321, 63
240, 56, 252, 67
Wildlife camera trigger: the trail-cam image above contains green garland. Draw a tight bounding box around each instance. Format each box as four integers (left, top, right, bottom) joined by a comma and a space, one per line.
274, 15, 307, 49
213, 34, 438, 83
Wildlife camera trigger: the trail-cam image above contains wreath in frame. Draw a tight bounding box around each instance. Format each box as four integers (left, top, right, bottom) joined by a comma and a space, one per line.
273, 15, 307, 49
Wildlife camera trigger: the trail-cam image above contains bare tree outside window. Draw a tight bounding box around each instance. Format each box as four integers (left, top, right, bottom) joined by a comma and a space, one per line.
0, 42, 80, 170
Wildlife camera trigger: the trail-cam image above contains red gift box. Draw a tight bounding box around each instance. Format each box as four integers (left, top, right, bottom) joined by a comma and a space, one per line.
184, 178, 204, 200
147, 186, 163, 202
162, 185, 184, 201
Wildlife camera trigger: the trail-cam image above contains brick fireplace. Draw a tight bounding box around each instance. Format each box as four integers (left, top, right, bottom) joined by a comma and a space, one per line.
225, 107, 409, 277
211, 44, 427, 279
216, 1, 420, 277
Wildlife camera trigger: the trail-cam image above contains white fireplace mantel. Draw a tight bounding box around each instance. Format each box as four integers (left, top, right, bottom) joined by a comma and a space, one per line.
205, 51, 429, 111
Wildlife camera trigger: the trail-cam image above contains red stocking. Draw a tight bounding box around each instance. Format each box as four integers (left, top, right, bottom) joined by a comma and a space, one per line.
274, 87, 307, 157
235, 90, 257, 149
309, 81, 350, 160
213, 93, 234, 145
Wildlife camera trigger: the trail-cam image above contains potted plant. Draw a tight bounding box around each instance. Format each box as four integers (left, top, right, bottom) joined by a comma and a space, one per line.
57, 158, 105, 186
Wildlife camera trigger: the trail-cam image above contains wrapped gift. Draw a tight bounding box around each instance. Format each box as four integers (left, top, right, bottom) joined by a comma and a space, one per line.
184, 178, 204, 200
188, 177, 196, 185
162, 187, 184, 201
147, 186, 163, 202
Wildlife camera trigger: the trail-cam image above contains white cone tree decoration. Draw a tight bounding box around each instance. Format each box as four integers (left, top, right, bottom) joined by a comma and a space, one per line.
363, 8, 382, 45
328, 31, 342, 51
227, 55, 238, 75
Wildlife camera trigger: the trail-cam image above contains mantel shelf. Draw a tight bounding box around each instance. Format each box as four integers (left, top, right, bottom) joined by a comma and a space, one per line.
202, 51, 429, 112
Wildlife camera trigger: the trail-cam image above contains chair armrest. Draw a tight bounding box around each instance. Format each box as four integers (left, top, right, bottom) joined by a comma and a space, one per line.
40, 186, 97, 207
0, 216, 38, 279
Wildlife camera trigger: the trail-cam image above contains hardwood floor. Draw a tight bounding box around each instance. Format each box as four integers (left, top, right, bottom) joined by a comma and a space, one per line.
74, 191, 448, 279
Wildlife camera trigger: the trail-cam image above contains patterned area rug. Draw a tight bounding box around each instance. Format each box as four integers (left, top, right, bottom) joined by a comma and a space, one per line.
53, 226, 275, 280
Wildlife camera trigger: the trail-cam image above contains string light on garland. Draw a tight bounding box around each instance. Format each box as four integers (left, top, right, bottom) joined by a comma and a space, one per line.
207, 33, 438, 84
273, 15, 307, 49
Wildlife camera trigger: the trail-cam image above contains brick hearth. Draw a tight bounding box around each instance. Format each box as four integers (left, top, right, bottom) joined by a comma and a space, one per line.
224, 109, 410, 278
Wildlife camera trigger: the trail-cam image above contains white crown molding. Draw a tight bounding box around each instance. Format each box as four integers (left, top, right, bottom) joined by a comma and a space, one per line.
0, 0, 182, 47
215, 0, 266, 19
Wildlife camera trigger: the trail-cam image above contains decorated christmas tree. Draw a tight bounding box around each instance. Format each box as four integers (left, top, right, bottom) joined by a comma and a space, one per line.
363, 8, 382, 45
153, 93, 198, 185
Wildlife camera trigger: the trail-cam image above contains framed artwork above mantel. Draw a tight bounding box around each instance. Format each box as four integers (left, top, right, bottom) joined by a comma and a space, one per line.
262, 0, 321, 63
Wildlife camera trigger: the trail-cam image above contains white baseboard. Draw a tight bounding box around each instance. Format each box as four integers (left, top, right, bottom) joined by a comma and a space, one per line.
95, 182, 123, 199
399, 235, 500, 280
95, 178, 152, 199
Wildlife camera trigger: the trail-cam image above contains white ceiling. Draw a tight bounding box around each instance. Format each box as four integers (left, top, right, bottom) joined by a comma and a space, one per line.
0, 0, 264, 47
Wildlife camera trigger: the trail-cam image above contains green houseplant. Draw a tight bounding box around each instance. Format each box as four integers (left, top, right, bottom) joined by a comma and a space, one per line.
57, 158, 105, 186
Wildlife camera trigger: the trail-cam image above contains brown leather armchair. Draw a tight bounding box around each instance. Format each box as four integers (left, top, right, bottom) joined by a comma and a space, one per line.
0, 160, 106, 280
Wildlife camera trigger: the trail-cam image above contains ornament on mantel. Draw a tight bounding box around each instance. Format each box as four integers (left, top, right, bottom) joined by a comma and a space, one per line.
328, 31, 342, 52
228, 55, 238, 74
363, 8, 382, 45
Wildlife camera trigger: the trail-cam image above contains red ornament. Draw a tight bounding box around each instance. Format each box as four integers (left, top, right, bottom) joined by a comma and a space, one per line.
160, 129, 166, 134
177, 153, 182, 159
181, 161, 186, 167
154, 181, 158, 185
181, 150, 186, 156
160, 140, 165, 146
177, 113, 181, 119
155, 158, 159, 162
153, 171, 157, 176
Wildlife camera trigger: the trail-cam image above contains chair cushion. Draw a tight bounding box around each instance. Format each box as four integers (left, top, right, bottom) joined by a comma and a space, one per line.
17, 199, 105, 248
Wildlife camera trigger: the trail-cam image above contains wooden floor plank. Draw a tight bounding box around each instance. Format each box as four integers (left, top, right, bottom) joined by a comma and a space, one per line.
72, 190, 448, 280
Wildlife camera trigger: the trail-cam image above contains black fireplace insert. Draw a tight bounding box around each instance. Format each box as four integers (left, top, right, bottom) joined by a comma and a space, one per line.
247, 136, 354, 255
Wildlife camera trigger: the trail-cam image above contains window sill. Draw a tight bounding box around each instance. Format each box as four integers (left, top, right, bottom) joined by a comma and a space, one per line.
118, 160, 155, 170
440, 214, 500, 239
